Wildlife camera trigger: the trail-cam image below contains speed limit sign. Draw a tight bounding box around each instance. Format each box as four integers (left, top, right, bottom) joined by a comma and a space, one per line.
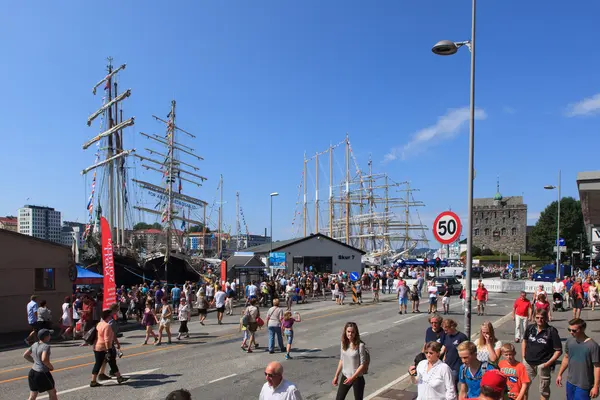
433, 211, 462, 245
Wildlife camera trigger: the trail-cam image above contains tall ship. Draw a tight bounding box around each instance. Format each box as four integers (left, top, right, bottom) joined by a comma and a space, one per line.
291, 135, 429, 266
81, 58, 143, 285
133, 100, 209, 283
81, 59, 210, 285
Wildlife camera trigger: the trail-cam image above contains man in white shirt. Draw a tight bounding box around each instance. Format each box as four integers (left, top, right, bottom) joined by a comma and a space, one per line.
259, 361, 302, 400
248, 281, 259, 300
552, 277, 565, 295
212, 286, 227, 325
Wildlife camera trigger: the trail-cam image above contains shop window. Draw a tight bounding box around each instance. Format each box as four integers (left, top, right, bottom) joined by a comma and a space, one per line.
35, 268, 55, 291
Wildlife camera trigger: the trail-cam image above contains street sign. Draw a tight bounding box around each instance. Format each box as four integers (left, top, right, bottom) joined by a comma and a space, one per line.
557, 238, 566, 246
553, 246, 567, 253
433, 211, 462, 245
592, 228, 600, 244
350, 272, 360, 281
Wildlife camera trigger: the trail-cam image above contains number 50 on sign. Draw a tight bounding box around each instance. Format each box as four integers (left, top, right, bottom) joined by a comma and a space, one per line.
433, 211, 462, 245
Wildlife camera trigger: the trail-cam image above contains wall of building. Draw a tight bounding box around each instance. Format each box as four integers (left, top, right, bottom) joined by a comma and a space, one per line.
472, 197, 527, 254
281, 236, 363, 274
18, 206, 62, 243
0, 230, 73, 333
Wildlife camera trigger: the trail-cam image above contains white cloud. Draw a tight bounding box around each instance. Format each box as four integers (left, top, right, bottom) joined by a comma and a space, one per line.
565, 93, 600, 117
383, 107, 487, 162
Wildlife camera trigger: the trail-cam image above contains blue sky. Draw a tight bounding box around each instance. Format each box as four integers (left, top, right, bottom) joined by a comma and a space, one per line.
1, 1, 599, 247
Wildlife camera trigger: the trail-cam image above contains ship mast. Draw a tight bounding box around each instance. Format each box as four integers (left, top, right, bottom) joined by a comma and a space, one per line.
82, 58, 135, 245
134, 100, 207, 283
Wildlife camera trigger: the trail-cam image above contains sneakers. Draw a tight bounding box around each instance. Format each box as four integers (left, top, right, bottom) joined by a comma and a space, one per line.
285, 353, 292, 360
90, 381, 101, 387
98, 373, 111, 381
117, 376, 129, 384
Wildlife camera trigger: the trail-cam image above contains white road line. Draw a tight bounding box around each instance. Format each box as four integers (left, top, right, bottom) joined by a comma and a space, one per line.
37, 369, 158, 399
299, 348, 320, 355
365, 310, 514, 400
361, 332, 370, 336
208, 373, 237, 384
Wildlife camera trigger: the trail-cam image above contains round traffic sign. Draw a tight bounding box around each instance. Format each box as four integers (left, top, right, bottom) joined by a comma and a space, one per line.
350, 272, 360, 282
433, 211, 462, 245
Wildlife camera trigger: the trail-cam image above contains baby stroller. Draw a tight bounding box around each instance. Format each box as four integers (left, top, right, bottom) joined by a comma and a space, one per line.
552, 293, 565, 312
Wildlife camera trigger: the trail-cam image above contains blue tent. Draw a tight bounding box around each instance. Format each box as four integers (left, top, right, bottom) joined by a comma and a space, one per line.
75, 265, 103, 285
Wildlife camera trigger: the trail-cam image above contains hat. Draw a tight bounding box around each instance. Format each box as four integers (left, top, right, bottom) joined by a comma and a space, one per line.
480, 370, 507, 393
38, 329, 54, 340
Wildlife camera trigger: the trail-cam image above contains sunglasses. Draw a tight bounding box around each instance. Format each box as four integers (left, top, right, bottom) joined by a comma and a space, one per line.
265, 372, 281, 378
568, 328, 579, 333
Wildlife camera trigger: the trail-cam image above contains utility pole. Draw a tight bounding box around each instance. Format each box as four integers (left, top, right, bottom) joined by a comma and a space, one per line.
315, 152, 319, 234
345, 135, 350, 245
329, 145, 333, 237
303, 153, 307, 237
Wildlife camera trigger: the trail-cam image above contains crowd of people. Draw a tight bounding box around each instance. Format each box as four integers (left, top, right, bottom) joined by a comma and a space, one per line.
19, 267, 600, 400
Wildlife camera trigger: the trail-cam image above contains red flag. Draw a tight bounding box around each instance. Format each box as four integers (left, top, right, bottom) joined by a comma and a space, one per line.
100, 217, 117, 310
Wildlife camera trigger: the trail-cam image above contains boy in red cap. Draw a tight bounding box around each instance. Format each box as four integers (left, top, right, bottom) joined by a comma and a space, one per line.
465, 370, 508, 400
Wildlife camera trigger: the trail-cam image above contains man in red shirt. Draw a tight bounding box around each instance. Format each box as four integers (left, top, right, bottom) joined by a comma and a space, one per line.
474, 284, 489, 316
571, 278, 584, 319
513, 291, 531, 343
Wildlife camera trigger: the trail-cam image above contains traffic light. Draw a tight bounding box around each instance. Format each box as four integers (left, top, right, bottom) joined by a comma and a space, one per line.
435, 257, 441, 268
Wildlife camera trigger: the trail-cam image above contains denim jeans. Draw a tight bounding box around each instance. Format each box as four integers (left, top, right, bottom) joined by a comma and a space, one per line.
268, 326, 285, 352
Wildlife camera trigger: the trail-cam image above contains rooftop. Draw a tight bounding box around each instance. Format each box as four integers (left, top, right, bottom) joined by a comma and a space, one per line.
244, 233, 366, 255
0, 217, 17, 225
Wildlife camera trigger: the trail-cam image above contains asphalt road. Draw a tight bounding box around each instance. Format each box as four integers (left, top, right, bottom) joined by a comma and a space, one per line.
0, 292, 517, 399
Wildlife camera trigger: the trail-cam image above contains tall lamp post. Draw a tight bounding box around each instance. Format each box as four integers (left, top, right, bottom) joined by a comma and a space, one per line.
544, 170, 561, 277
432, 0, 477, 338
270, 192, 279, 273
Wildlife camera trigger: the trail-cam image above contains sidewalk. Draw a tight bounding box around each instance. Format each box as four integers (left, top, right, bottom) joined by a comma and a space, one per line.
0, 291, 391, 350
367, 307, 597, 400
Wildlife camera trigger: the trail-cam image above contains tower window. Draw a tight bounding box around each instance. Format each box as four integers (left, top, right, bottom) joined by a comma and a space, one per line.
512, 228, 517, 236
501, 228, 506, 236
474, 228, 480, 236
484, 228, 490, 236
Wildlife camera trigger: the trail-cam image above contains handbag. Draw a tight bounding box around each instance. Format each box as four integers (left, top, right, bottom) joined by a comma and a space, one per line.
256, 316, 265, 327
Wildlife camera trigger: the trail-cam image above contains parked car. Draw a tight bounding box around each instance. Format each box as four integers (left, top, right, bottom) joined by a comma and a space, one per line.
432, 277, 463, 296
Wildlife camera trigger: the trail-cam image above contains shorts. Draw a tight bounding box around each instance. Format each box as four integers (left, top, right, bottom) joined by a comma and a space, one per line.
566, 381, 591, 400
172, 299, 180, 308
442, 297, 450, 305
28, 370, 55, 393
429, 297, 437, 305
247, 322, 258, 333
216, 306, 225, 313
524, 360, 551, 398
398, 297, 408, 306
284, 329, 294, 345
159, 319, 171, 328
29, 322, 41, 332
574, 299, 584, 309
198, 309, 207, 316
477, 300, 486, 307
412, 295, 420, 301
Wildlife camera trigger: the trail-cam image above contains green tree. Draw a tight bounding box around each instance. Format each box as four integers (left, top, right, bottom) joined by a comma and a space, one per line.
529, 197, 587, 260
188, 224, 210, 233
133, 222, 163, 230
460, 245, 482, 257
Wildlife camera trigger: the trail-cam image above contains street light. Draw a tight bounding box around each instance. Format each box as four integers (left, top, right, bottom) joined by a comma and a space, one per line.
270, 192, 279, 263
544, 170, 561, 278
432, 0, 477, 338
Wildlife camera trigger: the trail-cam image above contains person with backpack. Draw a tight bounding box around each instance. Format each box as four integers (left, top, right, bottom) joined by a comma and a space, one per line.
332, 322, 369, 400
457, 341, 496, 399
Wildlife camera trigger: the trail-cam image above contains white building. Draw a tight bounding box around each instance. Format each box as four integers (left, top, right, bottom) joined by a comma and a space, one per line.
18, 205, 62, 244
61, 222, 86, 248
231, 234, 271, 249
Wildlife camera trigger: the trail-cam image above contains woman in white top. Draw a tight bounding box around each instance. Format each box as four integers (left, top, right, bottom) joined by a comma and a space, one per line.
427, 282, 438, 314
332, 322, 368, 400
409, 341, 456, 400
476, 321, 502, 363
59, 296, 73, 340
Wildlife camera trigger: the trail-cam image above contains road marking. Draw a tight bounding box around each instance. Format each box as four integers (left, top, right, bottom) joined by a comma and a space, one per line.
0, 343, 147, 375
364, 310, 514, 400
208, 373, 237, 383
0, 346, 179, 385
36, 368, 159, 399
299, 347, 321, 356
361, 332, 370, 336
